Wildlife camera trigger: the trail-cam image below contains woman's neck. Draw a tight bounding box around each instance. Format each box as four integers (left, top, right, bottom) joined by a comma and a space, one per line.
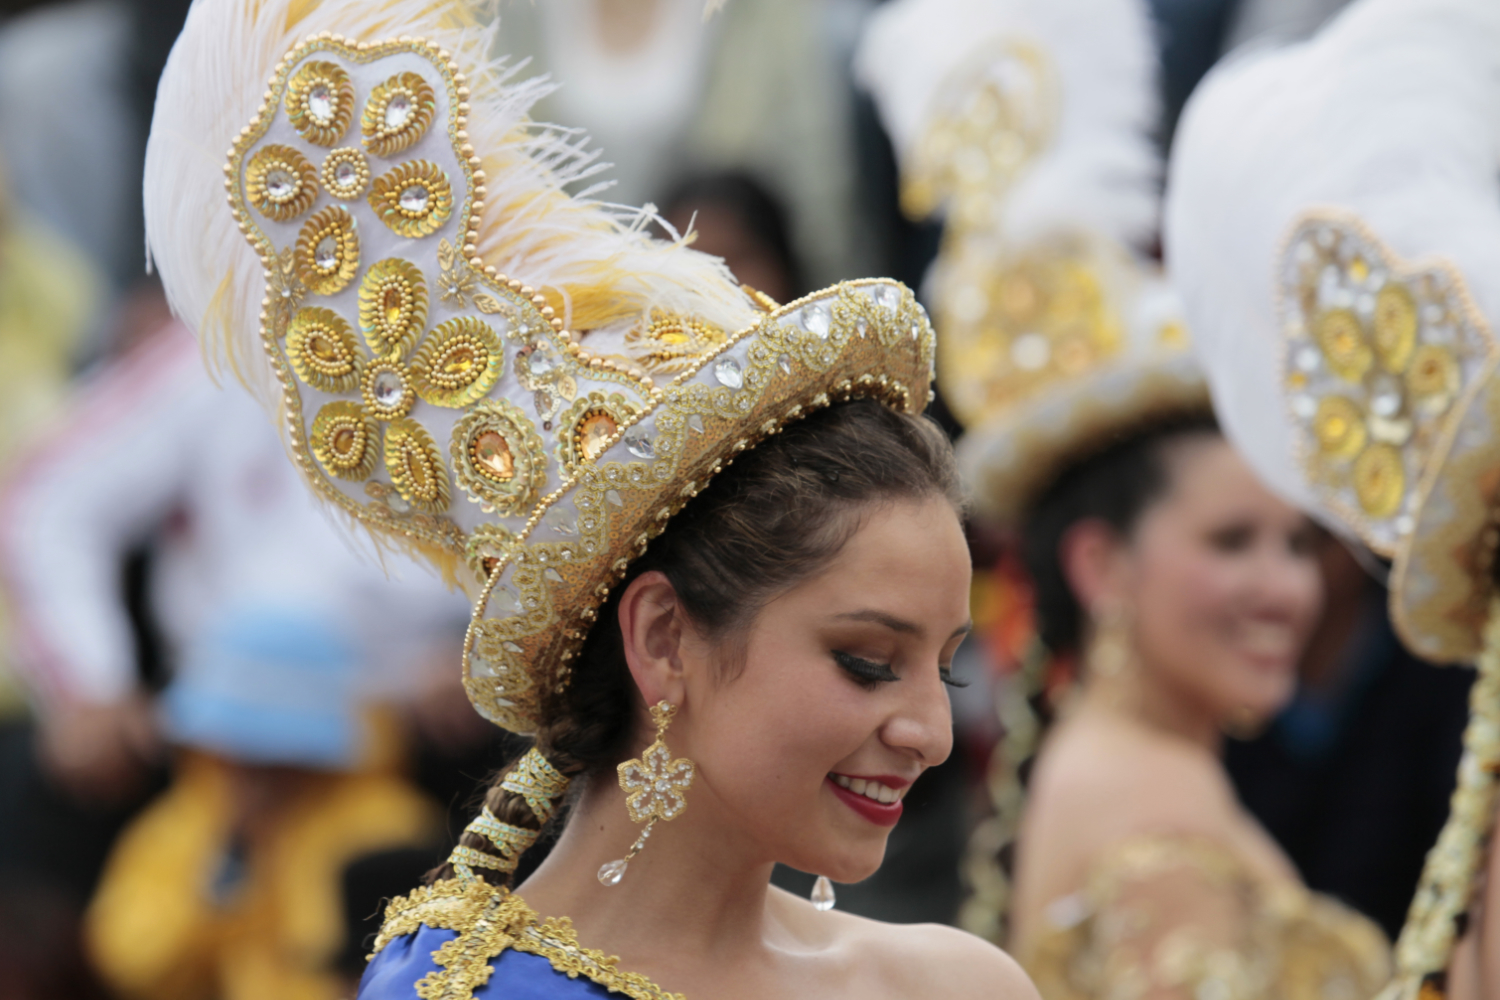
1076, 657, 1223, 753
515, 775, 783, 967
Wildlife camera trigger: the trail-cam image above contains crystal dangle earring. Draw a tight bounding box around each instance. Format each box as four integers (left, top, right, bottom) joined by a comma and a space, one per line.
811, 875, 836, 911
599, 700, 695, 886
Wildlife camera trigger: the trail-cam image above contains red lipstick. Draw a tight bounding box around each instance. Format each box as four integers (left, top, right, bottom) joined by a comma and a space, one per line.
825, 774, 906, 827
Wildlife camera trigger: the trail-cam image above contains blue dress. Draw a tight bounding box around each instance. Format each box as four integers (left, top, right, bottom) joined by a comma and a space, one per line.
355, 878, 679, 1000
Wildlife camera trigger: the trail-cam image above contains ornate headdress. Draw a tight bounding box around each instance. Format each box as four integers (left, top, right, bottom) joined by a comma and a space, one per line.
1167, 0, 1500, 994
145, 0, 934, 738
856, 0, 1204, 528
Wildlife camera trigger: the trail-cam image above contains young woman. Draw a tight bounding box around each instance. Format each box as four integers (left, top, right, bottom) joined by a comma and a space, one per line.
143, 1, 1037, 997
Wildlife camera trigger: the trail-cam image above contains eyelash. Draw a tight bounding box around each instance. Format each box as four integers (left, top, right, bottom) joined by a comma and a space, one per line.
833, 651, 968, 689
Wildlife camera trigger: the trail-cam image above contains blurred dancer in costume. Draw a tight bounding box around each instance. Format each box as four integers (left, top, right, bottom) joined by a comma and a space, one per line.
0, 318, 471, 1000
860, 1, 1392, 996
145, 1, 1040, 998
1168, 0, 1500, 994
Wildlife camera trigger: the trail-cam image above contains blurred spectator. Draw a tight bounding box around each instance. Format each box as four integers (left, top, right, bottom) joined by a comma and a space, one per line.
660, 171, 804, 304
493, 0, 877, 287
1225, 533, 1473, 940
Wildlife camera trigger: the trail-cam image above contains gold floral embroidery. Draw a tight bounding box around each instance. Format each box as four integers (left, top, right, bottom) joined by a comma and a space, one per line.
362, 71, 436, 157
410, 317, 503, 408
451, 400, 546, 516
369, 879, 683, 1000
385, 417, 450, 514
310, 401, 379, 480
286, 60, 354, 146
294, 205, 360, 295
246, 144, 318, 221
287, 307, 362, 393
360, 259, 429, 357
622, 311, 728, 375
369, 160, 454, 238
554, 391, 641, 475
321, 147, 371, 200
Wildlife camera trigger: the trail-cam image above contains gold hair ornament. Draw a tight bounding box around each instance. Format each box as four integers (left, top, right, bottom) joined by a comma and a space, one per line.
501, 747, 571, 824
598, 701, 695, 886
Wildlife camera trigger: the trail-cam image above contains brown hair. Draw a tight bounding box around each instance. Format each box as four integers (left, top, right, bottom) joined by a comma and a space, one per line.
434, 398, 963, 884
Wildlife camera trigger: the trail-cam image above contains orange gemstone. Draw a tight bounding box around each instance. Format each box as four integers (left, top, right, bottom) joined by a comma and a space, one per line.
576, 410, 618, 463
474, 430, 515, 480
332, 426, 357, 455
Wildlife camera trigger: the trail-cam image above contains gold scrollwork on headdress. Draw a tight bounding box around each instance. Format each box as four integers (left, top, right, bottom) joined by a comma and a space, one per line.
358, 258, 428, 356
465, 523, 517, 580
362, 71, 436, 157
286, 60, 355, 146
467, 616, 541, 728
555, 392, 642, 475
410, 317, 503, 408
1280, 213, 1498, 552
310, 401, 379, 480
384, 417, 450, 513
320, 147, 371, 200
246, 145, 318, 221
452, 400, 546, 515
294, 205, 360, 295
287, 307, 362, 393
369, 160, 453, 238
622, 311, 728, 375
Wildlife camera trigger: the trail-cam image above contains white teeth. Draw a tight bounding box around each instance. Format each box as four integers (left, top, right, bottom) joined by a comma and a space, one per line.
830, 774, 906, 804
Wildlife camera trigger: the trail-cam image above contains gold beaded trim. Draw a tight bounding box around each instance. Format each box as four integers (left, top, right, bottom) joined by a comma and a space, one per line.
409, 316, 502, 408
466, 806, 540, 870
361, 357, 415, 420
447, 844, 511, 882
294, 205, 360, 295
320, 146, 371, 199
286, 60, 354, 145
500, 747, 571, 824
287, 307, 362, 393
369, 160, 454, 238
310, 400, 379, 480
362, 71, 436, 157
246, 144, 318, 221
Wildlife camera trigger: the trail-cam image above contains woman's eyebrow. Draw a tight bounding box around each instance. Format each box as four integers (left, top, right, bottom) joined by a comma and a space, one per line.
831, 610, 974, 641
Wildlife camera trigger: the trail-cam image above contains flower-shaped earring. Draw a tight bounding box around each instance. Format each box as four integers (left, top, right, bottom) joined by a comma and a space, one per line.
598, 700, 695, 886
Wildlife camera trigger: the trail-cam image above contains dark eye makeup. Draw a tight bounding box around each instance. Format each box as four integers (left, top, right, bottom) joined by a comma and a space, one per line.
833, 650, 968, 689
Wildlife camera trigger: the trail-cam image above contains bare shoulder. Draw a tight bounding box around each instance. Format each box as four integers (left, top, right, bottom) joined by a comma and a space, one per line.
836, 911, 1039, 1000
1028, 713, 1240, 842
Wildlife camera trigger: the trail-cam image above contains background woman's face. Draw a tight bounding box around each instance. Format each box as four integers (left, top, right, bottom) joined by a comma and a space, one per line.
1124, 436, 1323, 725
676, 497, 972, 884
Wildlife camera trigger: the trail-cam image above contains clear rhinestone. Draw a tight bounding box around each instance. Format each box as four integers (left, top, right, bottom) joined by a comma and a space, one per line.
875, 286, 899, 311
1396, 515, 1414, 535
1291, 394, 1317, 419
778, 355, 792, 374
399, 184, 429, 214
384, 92, 413, 129
334, 160, 358, 186
1295, 346, 1321, 372
1011, 332, 1050, 370
266, 168, 297, 200
855, 321, 868, 339
605, 489, 623, 507
544, 567, 563, 583
1371, 377, 1402, 417
811, 875, 836, 912
502, 641, 523, 653
315, 235, 338, 270
624, 431, 655, 459
688, 414, 705, 434
597, 859, 628, 886
469, 653, 496, 679
492, 586, 521, 614
655, 779, 669, 792
910, 324, 920, 340
529, 343, 559, 377
542, 507, 576, 535
714, 357, 743, 388
802, 303, 830, 339
385, 491, 410, 513
372, 369, 405, 408
308, 84, 334, 122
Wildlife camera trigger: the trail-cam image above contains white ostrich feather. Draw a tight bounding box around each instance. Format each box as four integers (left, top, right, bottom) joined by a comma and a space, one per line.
145, 0, 757, 406
855, 0, 1161, 249
1165, 0, 1500, 516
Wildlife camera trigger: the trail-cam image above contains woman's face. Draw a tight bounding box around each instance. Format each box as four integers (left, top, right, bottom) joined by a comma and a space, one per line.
1119, 435, 1323, 726
676, 497, 972, 883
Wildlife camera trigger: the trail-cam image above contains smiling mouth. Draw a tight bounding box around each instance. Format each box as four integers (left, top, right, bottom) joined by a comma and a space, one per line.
829, 773, 908, 804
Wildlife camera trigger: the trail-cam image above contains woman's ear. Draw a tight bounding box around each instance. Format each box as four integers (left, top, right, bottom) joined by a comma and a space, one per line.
1059, 518, 1130, 618
617, 570, 689, 712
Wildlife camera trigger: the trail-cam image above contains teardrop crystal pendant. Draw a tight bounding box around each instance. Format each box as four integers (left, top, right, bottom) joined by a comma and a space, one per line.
598, 859, 628, 886
810, 875, 836, 911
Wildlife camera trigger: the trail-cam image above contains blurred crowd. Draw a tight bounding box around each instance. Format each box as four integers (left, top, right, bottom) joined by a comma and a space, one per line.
0, 0, 1468, 998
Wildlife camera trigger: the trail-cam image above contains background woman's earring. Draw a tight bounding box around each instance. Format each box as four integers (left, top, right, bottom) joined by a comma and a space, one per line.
1088, 605, 1133, 679
811, 875, 836, 911
598, 700, 696, 886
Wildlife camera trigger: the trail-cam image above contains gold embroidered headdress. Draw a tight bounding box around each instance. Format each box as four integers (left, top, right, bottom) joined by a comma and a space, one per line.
1167, 0, 1500, 994
145, 0, 935, 738
856, 0, 1205, 528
